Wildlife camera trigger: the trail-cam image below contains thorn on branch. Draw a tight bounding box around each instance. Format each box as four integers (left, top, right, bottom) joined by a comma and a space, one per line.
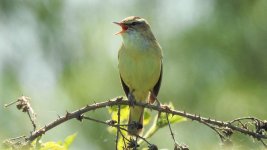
65, 111, 70, 117
116, 97, 123, 102
198, 114, 201, 120
222, 127, 233, 137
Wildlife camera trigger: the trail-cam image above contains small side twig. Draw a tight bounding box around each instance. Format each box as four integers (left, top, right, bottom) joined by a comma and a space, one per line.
4, 96, 36, 131
82, 116, 152, 146
166, 113, 189, 150
27, 111, 36, 132
115, 104, 121, 150
4, 135, 26, 141
119, 129, 128, 149
166, 113, 177, 143
259, 139, 267, 148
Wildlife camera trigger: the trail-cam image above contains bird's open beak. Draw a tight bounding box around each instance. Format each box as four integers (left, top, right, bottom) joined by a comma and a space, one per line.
113, 22, 128, 35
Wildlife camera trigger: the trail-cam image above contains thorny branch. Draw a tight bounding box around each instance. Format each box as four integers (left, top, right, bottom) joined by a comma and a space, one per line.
4, 96, 267, 149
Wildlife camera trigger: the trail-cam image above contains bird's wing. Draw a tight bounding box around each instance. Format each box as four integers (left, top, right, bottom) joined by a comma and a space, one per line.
118, 44, 130, 97
149, 61, 163, 103
120, 75, 130, 97
153, 62, 163, 97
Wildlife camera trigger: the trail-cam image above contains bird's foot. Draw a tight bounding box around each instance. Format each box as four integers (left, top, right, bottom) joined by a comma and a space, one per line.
161, 104, 171, 111
157, 103, 171, 119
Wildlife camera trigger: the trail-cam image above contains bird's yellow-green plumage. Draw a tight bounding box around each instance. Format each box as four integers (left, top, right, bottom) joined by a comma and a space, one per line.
116, 16, 163, 135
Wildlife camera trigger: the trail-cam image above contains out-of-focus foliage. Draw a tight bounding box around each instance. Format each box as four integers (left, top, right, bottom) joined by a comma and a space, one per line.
0, 0, 266, 149
3, 133, 76, 150
38, 133, 76, 150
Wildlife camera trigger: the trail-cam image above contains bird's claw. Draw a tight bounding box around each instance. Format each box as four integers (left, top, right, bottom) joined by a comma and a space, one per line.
161, 104, 171, 111
157, 104, 171, 118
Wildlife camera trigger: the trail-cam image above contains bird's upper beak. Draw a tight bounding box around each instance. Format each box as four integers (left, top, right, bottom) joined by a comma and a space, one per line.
113, 22, 128, 35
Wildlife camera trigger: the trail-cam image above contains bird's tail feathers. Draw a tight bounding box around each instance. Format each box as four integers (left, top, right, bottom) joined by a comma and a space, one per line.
128, 106, 144, 135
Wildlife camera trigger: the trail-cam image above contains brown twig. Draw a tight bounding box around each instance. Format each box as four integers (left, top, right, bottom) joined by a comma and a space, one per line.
115, 104, 121, 150
165, 113, 189, 150
4, 96, 37, 131
166, 113, 177, 143
119, 129, 128, 149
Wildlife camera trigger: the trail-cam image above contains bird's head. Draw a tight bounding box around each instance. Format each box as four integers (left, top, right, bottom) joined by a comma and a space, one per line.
113, 16, 151, 35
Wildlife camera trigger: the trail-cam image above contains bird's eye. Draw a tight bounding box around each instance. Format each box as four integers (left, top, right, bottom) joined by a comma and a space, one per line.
131, 22, 138, 26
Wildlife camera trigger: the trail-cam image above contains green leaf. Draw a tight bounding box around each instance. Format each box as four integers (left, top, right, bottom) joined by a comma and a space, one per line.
157, 113, 186, 129
108, 105, 129, 126
39, 133, 77, 150
107, 126, 117, 134
34, 136, 42, 149
63, 133, 77, 148
169, 114, 186, 124
143, 109, 151, 125
117, 130, 128, 150
40, 142, 65, 150
108, 105, 128, 113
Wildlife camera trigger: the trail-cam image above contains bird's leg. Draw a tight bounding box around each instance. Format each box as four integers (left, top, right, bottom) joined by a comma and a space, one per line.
155, 97, 161, 108
128, 90, 135, 107
149, 91, 163, 118
149, 91, 161, 107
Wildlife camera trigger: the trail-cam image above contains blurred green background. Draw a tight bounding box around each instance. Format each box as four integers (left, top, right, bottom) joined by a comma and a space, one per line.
0, 0, 266, 149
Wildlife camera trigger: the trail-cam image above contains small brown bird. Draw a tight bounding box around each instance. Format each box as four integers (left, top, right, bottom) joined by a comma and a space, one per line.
114, 16, 163, 135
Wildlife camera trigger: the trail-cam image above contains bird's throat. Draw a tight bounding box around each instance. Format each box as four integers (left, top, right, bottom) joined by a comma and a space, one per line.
122, 32, 151, 51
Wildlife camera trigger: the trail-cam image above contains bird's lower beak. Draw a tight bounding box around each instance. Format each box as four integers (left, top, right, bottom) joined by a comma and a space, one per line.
113, 22, 128, 35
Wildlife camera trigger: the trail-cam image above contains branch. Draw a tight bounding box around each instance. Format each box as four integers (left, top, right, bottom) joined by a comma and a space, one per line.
4, 97, 267, 149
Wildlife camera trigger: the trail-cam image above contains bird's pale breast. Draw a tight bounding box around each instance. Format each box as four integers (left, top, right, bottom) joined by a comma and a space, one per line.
118, 46, 161, 100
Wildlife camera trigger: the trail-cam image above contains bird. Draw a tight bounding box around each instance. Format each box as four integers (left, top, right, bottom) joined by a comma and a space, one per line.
114, 16, 163, 135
